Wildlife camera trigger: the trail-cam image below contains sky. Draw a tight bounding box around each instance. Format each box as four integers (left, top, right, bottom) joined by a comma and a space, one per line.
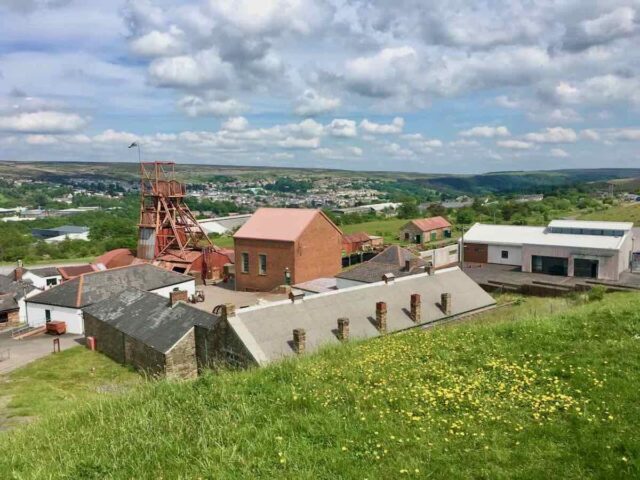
0, 0, 639, 174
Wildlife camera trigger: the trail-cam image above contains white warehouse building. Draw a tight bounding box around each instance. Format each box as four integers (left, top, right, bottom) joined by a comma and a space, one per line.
25, 264, 195, 334
462, 220, 634, 281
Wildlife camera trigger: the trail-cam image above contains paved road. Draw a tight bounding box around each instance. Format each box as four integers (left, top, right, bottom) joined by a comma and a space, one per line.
0, 331, 84, 375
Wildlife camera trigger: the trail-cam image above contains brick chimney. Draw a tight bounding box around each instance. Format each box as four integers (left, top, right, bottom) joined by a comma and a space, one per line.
404, 257, 420, 272
169, 289, 188, 306
221, 303, 236, 320
426, 262, 435, 275
440, 292, 451, 315
382, 273, 395, 284
410, 293, 421, 323
376, 301, 387, 334
337, 317, 350, 341
14, 260, 24, 281
293, 328, 306, 354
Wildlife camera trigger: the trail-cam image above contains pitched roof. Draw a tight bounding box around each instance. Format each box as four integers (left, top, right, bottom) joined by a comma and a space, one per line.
26, 267, 60, 278
0, 293, 18, 313
94, 249, 135, 269
409, 216, 451, 232
84, 289, 218, 354
342, 232, 371, 244
27, 264, 193, 309
336, 246, 428, 284
234, 208, 341, 242
0, 274, 35, 299
58, 264, 99, 280
225, 268, 495, 365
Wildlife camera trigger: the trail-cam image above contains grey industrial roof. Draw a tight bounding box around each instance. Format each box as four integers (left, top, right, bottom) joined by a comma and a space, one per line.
227, 268, 495, 365
84, 289, 218, 354
52, 225, 90, 234
26, 267, 60, 278
336, 245, 428, 283
27, 264, 193, 309
548, 219, 633, 231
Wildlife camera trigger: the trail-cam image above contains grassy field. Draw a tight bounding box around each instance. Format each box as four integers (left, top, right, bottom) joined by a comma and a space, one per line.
1, 292, 638, 478
0, 348, 142, 431
578, 203, 640, 223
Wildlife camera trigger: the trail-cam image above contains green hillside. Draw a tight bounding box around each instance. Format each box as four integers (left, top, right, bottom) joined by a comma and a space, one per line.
578, 203, 640, 224
1, 293, 639, 479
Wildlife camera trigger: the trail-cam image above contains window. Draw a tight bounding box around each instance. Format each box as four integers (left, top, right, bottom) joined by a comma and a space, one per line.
241, 252, 250, 273
258, 254, 267, 275
46, 278, 58, 287
501, 250, 509, 259
404, 232, 410, 240
45, 309, 51, 323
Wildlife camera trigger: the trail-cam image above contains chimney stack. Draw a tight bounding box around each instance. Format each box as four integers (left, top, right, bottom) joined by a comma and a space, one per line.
14, 260, 24, 281
441, 292, 451, 315
293, 328, 306, 354
376, 301, 387, 334
426, 262, 434, 275
410, 293, 421, 323
382, 273, 395, 284
221, 303, 236, 321
337, 317, 350, 341
169, 289, 188, 306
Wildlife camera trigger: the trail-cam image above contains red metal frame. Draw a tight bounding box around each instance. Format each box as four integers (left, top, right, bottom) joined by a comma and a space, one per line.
138, 161, 213, 259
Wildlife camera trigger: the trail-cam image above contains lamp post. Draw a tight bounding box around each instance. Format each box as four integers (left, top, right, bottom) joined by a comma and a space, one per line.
128, 141, 141, 163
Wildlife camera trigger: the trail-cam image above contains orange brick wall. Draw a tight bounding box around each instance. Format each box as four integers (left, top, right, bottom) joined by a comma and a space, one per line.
234, 213, 342, 291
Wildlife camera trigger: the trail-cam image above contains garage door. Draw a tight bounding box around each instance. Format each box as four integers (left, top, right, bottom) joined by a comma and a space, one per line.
532, 255, 568, 276
464, 243, 488, 263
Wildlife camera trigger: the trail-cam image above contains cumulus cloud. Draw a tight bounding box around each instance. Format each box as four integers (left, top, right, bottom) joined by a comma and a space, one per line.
177, 95, 248, 117
580, 129, 600, 141
550, 148, 569, 158
326, 119, 357, 138
278, 136, 320, 149
130, 28, 185, 57
497, 140, 533, 150
0, 111, 88, 133
294, 89, 341, 116
610, 129, 640, 141
524, 127, 577, 144
221, 116, 249, 131
459, 125, 510, 138
360, 117, 404, 134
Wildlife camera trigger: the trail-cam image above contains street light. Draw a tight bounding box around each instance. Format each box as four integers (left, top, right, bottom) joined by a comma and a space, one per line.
128, 141, 141, 163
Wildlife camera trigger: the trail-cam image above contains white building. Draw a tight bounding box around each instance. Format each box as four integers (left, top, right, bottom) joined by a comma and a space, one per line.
462, 220, 634, 281
20, 267, 62, 290
25, 264, 195, 334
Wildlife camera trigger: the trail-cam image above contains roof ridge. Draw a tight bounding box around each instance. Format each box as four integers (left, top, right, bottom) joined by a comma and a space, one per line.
75, 274, 84, 308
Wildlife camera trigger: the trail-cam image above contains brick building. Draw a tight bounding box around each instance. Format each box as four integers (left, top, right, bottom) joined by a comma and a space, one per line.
233, 208, 343, 292
400, 216, 452, 245
84, 289, 217, 379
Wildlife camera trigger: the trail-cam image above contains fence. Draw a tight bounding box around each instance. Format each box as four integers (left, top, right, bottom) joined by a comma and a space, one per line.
419, 243, 459, 268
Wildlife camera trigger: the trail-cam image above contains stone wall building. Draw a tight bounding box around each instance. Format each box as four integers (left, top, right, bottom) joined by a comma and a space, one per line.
400, 216, 452, 245
83, 289, 217, 379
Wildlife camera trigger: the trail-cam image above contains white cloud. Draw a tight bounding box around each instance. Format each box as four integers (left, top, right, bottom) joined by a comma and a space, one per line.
497, 140, 533, 150
129, 28, 184, 57
294, 89, 341, 116
221, 116, 249, 131
278, 136, 320, 149
149, 49, 233, 89
550, 148, 569, 158
178, 95, 248, 117
383, 142, 414, 157
459, 125, 510, 138
26, 134, 58, 145
93, 129, 139, 144
610, 129, 640, 141
524, 127, 577, 144
0, 111, 88, 133
580, 129, 600, 141
326, 119, 357, 138
359, 117, 404, 134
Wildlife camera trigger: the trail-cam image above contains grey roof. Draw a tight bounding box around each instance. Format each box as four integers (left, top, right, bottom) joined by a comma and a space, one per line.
227, 268, 495, 365
336, 245, 428, 283
27, 264, 193, 309
26, 267, 61, 278
0, 274, 35, 300
52, 225, 90, 234
0, 293, 18, 313
214, 215, 252, 230
84, 289, 218, 354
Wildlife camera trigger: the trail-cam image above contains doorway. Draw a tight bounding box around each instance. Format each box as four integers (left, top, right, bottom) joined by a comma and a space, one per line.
532, 255, 568, 276
574, 258, 599, 278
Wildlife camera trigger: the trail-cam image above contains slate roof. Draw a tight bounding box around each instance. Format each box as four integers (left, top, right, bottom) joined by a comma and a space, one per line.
58, 264, 98, 280
26, 267, 61, 278
27, 264, 194, 309
0, 274, 35, 298
0, 294, 18, 313
336, 245, 428, 283
342, 232, 371, 244
234, 208, 341, 242
84, 289, 218, 354
408, 216, 451, 232
225, 268, 495, 365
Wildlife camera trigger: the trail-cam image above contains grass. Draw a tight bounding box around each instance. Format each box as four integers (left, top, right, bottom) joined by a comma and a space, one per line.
0, 348, 142, 430
1, 292, 639, 478
210, 235, 234, 248
578, 203, 640, 224
0, 256, 95, 268
341, 217, 412, 244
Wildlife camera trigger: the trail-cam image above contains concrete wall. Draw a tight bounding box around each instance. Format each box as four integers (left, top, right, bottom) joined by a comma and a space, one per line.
487, 245, 522, 266
26, 302, 83, 333
419, 244, 459, 268
521, 244, 621, 280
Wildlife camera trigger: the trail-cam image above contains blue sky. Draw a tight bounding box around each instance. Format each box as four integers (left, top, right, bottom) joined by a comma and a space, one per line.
0, 0, 639, 174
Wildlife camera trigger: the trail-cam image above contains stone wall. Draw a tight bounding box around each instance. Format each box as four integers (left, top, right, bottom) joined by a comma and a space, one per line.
165, 329, 198, 379
0, 309, 20, 329
195, 320, 256, 371
124, 335, 166, 378
84, 313, 125, 363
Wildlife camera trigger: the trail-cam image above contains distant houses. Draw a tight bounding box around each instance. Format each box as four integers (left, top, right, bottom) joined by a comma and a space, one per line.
233, 208, 343, 292
400, 216, 452, 245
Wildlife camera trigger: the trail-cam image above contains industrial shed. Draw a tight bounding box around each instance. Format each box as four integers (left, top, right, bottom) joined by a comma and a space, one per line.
463, 220, 634, 281
84, 289, 217, 379
25, 264, 196, 334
